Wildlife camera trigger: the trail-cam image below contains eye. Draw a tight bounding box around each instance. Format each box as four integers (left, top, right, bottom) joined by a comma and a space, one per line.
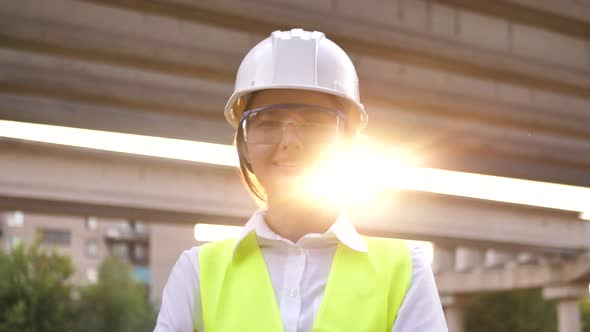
301, 122, 335, 131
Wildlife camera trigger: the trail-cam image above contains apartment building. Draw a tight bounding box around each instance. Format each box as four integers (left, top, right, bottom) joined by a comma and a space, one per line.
0, 210, 150, 286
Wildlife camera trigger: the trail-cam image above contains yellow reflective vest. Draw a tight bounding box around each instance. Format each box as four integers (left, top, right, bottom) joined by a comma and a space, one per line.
197, 232, 411, 332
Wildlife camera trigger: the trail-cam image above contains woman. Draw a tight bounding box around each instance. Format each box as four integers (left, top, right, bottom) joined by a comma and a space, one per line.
154, 29, 448, 332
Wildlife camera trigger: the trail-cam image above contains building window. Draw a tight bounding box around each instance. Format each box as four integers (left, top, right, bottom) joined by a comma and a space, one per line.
86, 267, 98, 284
38, 228, 71, 246
3, 235, 21, 251
133, 221, 146, 234
134, 244, 145, 261
115, 220, 131, 232
6, 211, 24, 227
112, 243, 129, 260
85, 239, 99, 258
85, 217, 98, 231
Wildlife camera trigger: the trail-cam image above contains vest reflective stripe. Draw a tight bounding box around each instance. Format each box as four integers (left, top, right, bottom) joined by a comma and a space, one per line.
197, 232, 412, 332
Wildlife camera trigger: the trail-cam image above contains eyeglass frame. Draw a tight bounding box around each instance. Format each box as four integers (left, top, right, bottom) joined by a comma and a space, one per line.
239, 103, 347, 144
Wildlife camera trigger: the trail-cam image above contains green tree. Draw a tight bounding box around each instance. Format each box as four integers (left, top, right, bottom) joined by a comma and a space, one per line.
464, 289, 557, 332
0, 242, 76, 332
582, 297, 590, 332
77, 255, 156, 332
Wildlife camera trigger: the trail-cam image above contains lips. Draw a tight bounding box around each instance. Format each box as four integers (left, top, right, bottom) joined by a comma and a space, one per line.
271, 159, 307, 176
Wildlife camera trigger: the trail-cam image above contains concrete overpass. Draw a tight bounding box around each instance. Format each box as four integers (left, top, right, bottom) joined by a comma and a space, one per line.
1, 0, 590, 331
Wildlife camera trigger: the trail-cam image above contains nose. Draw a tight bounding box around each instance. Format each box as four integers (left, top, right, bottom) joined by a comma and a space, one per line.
278, 122, 303, 151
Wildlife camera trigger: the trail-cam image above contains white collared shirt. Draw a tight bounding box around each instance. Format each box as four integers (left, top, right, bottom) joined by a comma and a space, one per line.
154, 210, 448, 332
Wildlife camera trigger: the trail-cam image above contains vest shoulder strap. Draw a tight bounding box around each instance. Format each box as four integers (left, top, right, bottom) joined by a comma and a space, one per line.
198, 234, 283, 332
364, 236, 412, 329
198, 238, 237, 331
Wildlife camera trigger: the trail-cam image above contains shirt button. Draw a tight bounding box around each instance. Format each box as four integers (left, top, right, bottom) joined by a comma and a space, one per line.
289, 288, 299, 297
290, 246, 302, 255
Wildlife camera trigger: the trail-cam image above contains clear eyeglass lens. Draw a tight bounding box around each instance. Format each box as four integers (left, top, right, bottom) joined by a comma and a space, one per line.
244, 107, 339, 144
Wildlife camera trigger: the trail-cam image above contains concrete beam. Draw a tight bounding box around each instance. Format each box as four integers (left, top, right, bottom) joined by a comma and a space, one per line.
433, 0, 590, 38
3, 55, 590, 186
369, 101, 590, 168
2, 139, 590, 254
361, 79, 590, 140
437, 256, 590, 294
4, 0, 590, 99
81, 0, 590, 98
3, 47, 590, 169
4, 43, 590, 145
543, 284, 590, 300
2, 5, 590, 175
0, 48, 232, 117
3, 11, 590, 139
0, 93, 234, 145
0, 139, 257, 221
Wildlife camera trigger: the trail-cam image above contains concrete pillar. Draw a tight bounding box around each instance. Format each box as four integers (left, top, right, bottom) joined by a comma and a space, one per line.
484, 248, 515, 269
432, 244, 455, 274
543, 284, 588, 332
441, 295, 470, 332
556, 299, 581, 332
455, 246, 485, 272
445, 306, 464, 332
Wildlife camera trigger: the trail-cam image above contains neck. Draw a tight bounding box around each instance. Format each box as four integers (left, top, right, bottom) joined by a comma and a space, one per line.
265, 199, 339, 243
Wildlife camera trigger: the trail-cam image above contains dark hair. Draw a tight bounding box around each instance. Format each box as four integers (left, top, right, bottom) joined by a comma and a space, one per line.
234, 123, 268, 204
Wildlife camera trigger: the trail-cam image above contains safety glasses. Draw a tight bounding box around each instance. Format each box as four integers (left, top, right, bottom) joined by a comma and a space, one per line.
240, 104, 344, 144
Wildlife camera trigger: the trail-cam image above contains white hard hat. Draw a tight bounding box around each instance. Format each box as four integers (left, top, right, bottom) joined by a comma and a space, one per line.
224, 28, 367, 130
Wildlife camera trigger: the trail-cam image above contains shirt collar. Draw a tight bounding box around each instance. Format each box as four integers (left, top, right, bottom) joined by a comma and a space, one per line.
232, 210, 368, 259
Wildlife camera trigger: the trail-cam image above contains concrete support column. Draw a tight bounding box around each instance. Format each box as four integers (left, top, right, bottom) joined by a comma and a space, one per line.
556, 299, 581, 332
441, 295, 470, 332
455, 246, 485, 272
432, 244, 455, 274
445, 306, 464, 332
543, 284, 588, 332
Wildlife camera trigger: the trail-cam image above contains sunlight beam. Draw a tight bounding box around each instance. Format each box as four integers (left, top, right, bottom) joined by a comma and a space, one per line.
0, 120, 238, 167
1, 120, 589, 215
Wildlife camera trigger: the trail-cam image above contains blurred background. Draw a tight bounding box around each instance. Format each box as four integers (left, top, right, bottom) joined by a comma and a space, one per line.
1, 0, 590, 331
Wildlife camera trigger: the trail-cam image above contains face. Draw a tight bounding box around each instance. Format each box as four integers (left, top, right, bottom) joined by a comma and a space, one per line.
243, 89, 343, 202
